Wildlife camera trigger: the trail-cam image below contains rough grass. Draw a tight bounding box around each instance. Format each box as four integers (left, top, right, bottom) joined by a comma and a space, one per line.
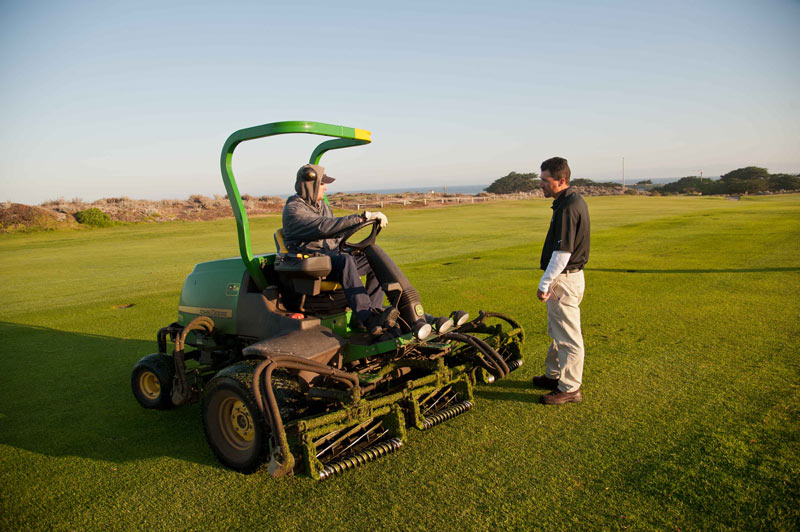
0, 195, 798, 531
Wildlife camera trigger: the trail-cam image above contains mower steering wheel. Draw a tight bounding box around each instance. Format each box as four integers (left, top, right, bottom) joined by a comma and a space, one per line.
338, 219, 382, 253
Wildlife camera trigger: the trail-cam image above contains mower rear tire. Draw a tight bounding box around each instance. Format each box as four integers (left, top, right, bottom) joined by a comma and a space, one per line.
131, 353, 175, 410
202, 362, 269, 473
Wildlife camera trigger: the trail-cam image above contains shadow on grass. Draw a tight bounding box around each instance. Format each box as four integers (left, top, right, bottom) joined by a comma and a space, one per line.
589, 267, 800, 274
617, 419, 799, 529
0, 321, 217, 467
473, 377, 545, 404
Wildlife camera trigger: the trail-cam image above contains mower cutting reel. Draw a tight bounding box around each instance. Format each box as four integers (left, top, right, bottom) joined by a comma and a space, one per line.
130, 120, 525, 480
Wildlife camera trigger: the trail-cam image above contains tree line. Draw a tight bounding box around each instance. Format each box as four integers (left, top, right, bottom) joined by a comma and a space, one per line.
485, 171, 641, 194
485, 167, 800, 195
651, 167, 800, 195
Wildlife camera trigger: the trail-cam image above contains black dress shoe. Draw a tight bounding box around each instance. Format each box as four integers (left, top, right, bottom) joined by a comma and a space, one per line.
381, 307, 400, 328
531, 374, 560, 390
365, 307, 400, 337
541, 388, 583, 405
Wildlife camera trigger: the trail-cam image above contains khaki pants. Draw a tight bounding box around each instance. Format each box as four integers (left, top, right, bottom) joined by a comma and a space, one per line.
545, 270, 585, 393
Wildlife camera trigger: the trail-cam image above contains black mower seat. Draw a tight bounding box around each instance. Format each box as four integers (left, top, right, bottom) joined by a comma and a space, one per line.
274, 229, 342, 292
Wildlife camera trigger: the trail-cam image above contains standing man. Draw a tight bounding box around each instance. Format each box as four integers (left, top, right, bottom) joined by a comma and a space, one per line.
532, 157, 590, 405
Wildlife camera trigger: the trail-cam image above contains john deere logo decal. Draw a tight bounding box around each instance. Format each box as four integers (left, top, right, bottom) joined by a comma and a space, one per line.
178, 306, 233, 319
414, 304, 424, 317
226, 283, 240, 296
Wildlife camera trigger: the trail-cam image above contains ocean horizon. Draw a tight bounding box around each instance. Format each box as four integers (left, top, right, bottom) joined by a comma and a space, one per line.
272, 176, 695, 198
275, 184, 490, 199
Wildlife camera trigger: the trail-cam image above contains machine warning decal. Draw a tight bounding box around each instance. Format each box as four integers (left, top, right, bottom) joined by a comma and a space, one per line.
178, 306, 233, 319
226, 283, 240, 296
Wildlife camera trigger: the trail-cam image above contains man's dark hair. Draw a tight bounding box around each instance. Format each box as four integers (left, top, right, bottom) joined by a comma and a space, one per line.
540, 157, 571, 184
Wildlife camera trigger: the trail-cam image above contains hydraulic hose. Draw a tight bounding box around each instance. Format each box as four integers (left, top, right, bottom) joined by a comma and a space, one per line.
251, 354, 361, 471
457, 310, 525, 343
441, 332, 509, 378
361, 244, 428, 335
469, 334, 510, 376
172, 316, 214, 404
477, 311, 522, 331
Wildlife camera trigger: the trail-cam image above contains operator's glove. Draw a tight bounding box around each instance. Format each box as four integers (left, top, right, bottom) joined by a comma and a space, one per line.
364, 211, 388, 228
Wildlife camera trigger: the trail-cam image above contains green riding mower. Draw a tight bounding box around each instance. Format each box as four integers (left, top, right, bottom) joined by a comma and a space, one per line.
130, 121, 524, 480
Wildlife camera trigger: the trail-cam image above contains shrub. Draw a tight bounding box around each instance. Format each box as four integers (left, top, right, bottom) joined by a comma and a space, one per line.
485, 171, 539, 194
40, 197, 65, 207
1, 204, 66, 232
189, 194, 210, 204
74, 208, 112, 227
572, 178, 619, 188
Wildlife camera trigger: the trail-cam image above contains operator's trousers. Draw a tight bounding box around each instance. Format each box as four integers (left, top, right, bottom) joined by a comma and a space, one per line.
327, 252, 385, 324
545, 270, 585, 393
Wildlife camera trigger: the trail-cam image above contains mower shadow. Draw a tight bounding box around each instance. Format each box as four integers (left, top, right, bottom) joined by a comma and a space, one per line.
0, 321, 218, 467
589, 267, 800, 274
473, 378, 545, 404
501, 266, 800, 274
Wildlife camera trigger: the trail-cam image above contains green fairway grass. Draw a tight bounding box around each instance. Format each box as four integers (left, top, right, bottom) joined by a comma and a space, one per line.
1, 195, 798, 531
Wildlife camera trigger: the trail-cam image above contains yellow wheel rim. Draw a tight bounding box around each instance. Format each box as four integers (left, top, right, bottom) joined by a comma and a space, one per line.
138, 371, 161, 400
218, 397, 255, 450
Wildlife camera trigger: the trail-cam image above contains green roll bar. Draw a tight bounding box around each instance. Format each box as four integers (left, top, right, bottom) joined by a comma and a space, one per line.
220, 120, 372, 290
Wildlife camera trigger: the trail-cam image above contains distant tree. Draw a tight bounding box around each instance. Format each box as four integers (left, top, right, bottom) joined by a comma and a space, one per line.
485, 171, 539, 194
571, 178, 618, 188
636, 179, 652, 185
767, 173, 800, 191
719, 166, 769, 194
720, 166, 770, 182
653, 176, 721, 195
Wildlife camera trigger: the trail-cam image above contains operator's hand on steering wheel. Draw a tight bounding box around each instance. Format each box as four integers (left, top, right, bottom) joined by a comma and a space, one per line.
364, 211, 388, 228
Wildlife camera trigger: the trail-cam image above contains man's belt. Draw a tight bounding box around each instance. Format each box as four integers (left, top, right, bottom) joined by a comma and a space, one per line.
564, 267, 583, 273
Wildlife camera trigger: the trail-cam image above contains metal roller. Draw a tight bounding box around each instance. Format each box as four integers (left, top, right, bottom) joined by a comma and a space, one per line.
422, 400, 473, 430
318, 438, 403, 480
507, 359, 524, 372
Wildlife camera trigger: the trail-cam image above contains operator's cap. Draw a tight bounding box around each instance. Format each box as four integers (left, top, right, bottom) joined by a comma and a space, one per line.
297, 164, 335, 184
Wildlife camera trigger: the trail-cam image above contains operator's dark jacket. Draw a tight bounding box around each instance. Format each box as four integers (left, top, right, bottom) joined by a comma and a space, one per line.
282, 165, 363, 255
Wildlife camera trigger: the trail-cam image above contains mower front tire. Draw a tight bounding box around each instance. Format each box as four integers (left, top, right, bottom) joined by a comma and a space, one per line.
202, 362, 270, 474
131, 353, 175, 410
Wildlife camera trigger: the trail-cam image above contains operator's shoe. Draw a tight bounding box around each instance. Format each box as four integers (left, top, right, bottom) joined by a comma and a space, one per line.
382, 307, 400, 328
366, 307, 400, 337
541, 388, 583, 405
531, 374, 560, 390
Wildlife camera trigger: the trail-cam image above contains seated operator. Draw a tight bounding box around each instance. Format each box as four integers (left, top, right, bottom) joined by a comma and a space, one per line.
282, 164, 398, 336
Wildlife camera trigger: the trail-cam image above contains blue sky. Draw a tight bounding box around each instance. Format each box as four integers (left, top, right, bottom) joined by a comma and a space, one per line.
1, 0, 798, 204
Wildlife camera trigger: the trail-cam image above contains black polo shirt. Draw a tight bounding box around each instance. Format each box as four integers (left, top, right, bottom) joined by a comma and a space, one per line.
540, 187, 590, 271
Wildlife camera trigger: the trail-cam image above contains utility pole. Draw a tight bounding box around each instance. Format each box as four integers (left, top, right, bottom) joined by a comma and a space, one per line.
622, 157, 626, 190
